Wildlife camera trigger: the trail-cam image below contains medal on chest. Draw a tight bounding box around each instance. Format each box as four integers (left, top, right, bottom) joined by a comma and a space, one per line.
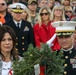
70, 56, 76, 68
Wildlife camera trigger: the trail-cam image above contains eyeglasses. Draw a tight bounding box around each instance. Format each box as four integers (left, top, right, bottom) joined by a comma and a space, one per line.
65, 11, 72, 13
0, 3, 5, 6
40, 13, 49, 16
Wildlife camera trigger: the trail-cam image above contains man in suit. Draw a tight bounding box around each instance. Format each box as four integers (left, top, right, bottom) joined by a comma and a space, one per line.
4, 3, 35, 57
51, 21, 76, 75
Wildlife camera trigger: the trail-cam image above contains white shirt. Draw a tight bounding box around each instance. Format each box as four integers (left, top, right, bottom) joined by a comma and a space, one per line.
2, 61, 12, 75
13, 20, 22, 28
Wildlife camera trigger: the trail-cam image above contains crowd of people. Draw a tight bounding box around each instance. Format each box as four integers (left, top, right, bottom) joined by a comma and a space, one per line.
0, 0, 76, 75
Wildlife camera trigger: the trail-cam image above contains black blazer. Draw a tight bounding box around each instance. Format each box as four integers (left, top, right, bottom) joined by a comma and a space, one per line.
4, 20, 35, 56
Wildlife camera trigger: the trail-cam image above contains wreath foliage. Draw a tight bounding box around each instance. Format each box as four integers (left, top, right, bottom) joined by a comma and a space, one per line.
13, 44, 64, 75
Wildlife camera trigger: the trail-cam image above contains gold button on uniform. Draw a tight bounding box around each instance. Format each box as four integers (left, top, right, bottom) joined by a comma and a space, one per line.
64, 71, 67, 74
22, 42, 24, 45
16, 43, 18, 45
16, 37, 18, 39
65, 56, 68, 59
22, 37, 24, 39
22, 48, 25, 50
64, 64, 67, 67
16, 48, 18, 51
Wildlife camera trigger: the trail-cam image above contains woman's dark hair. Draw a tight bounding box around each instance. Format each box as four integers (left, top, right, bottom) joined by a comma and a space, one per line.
0, 25, 19, 60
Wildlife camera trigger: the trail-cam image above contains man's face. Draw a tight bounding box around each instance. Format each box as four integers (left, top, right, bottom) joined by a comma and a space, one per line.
11, 12, 22, 22
28, 2, 37, 11
48, 1, 54, 8
39, 0, 48, 7
57, 35, 74, 50
0, 0, 7, 12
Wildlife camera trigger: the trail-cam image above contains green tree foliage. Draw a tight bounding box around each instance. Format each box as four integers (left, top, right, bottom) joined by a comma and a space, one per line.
13, 44, 64, 75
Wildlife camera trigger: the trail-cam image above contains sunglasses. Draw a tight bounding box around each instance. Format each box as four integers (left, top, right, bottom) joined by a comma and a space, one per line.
0, 3, 5, 6
65, 11, 72, 13
40, 13, 49, 16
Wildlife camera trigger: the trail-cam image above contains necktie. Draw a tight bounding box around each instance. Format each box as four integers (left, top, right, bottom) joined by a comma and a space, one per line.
17, 23, 20, 29
17, 23, 20, 33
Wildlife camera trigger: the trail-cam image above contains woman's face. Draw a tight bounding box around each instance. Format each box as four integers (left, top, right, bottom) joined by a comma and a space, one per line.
65, 10, 72, 17
40, 9, 49, 22
21, 10, 27, 20
54, 8, 62, 17
1, 32, 13, 53
64, 0, 70, 6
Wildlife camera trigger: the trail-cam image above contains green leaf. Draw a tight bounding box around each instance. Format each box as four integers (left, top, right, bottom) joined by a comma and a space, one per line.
13, 43, 64, 75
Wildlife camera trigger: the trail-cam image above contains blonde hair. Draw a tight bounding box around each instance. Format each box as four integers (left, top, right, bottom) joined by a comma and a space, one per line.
51, 5, 66, 21
23, 7, 31, 22
38, 6, 52, 26
64, 6, 74, 15
61, 0, 71, 6
64, 6, 73, 14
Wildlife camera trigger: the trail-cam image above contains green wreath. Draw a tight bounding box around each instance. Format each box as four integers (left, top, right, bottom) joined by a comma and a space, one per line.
13, 44, 64, 75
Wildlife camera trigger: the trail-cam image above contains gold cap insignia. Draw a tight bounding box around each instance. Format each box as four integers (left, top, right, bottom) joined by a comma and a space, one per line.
16, 5, 21, 9
59, 22, 63, 26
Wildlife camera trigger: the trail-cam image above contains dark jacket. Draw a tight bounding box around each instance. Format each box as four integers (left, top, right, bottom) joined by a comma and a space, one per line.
4, 12, 12, 22
62, 48, 76, 75
4, 20, 35, 56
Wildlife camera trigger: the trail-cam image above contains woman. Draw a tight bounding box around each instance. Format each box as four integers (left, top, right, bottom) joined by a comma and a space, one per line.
34, 6, 60, 50
33, 6, 60, 75
61, 0, 71, 6
0, 25, 21, 75
21, 5, 33, 27
21, 7, 31, 23
64, 6, 75, 21
51, 5, 66, 22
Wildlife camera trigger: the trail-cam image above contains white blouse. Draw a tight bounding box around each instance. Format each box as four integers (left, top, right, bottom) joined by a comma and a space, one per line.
2, 61, 12, 75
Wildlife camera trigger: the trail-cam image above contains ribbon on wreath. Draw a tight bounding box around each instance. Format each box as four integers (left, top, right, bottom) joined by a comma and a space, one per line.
39, 65, 45, 75
8, 69, 13, 75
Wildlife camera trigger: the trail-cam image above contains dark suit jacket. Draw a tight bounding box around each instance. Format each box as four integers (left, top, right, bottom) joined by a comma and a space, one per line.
62, 48, 76, 75
4, 20, 35, 56
57, 48, 76, 75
